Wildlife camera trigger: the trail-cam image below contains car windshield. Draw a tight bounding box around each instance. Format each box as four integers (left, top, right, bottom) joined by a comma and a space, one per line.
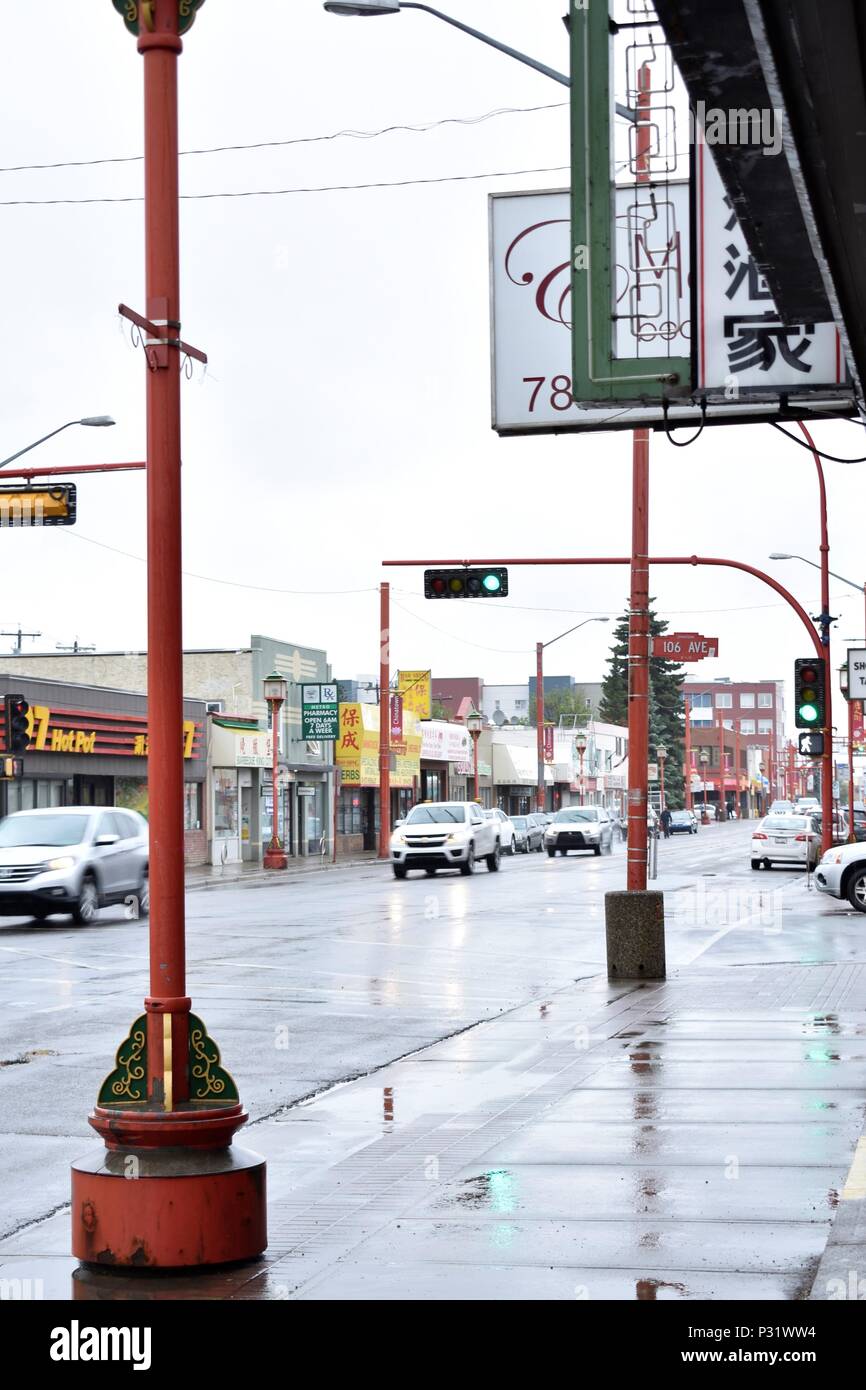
0, 813, 89, 848
760, 817, 810, 831
671, 811, 689, 821
512, 817, 528, 829
554, 809, 599, 823
405, 805, 467, 825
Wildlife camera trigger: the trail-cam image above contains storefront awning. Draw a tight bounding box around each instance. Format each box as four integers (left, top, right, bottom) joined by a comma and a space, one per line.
493, 742, 553, 786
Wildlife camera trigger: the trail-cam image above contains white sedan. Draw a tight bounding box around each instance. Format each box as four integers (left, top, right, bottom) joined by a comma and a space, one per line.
483, 807, 517, 855
751, 815, 820, 870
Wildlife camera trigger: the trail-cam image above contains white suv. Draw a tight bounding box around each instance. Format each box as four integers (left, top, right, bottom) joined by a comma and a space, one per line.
391, 802, 500, 878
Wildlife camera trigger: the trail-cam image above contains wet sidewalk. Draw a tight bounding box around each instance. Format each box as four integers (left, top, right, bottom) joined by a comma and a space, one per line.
184, 851, 386, 892
13, 953, 864, 1302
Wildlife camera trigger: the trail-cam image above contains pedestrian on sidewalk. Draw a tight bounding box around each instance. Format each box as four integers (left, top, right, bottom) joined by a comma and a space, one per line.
660, 806, 673, 839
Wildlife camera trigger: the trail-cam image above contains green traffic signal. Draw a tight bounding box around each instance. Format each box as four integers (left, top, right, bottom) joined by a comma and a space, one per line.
794, 657, 826, 730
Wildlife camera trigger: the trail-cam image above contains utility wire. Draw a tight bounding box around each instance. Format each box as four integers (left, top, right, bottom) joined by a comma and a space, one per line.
0, 102, 568, 175
0, 164, 571, 207
64, 531, 374, 596
770, 421, 866, 464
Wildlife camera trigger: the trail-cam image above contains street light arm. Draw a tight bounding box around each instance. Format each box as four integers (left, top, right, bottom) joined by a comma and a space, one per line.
0, 420, 79, 470
399, 4, 570, 87
542, 615, 607, 649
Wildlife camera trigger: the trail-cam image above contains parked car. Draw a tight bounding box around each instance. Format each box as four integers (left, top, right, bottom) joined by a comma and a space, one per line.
0, 806, 149, 924
511, 815, 545, 853
544, 806, 614, 857
669, 809, 698, 834
815, 840, 866, 910
809, 810, 849, 843
750, 815, 820, 871
767, 800, 795, 817
391, 801, 500, 878
794, 797, 820, 815
483, 807, 516, 854
698, 803, 717, 822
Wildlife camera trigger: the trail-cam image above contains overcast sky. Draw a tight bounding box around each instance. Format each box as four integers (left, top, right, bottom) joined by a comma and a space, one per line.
1, 2, 862, 722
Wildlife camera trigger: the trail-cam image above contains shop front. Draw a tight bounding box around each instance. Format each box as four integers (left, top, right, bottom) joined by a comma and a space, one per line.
335, 701, 421, 854
491, 734, 553, 815
0, 674, 207, 864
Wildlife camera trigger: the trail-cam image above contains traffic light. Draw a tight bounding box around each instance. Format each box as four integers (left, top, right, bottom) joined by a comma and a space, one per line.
4, 694, 30, 755
1, 756, 23, 781
424, 567, 508, 599
794, 658, 826, 729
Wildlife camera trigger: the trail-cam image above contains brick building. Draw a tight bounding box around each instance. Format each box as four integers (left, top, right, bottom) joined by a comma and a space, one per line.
683, 677, 787, 814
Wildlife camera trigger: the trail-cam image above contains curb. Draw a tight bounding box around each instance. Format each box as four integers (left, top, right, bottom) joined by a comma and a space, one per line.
809, 1135, 866, 1300
184, 857, 389, 893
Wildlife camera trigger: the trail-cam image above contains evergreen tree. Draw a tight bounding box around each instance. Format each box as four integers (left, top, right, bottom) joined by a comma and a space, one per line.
599, 602, 686, 806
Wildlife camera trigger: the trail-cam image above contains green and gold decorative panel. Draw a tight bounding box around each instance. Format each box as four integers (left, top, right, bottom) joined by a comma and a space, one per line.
188, 1014, 239, 1103
97, 1014, 147, 1105
112, 0, 206, 37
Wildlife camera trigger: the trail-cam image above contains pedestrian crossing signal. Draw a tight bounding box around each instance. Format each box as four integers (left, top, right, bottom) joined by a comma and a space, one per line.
794, 658, 825, 729
798, 731, 824, 758
424, 567, 508, 599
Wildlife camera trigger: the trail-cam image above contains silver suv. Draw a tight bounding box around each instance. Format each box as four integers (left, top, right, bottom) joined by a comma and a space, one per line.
544, 805, 614, 857
0, 807, 149, 924
390, 801, 500, 878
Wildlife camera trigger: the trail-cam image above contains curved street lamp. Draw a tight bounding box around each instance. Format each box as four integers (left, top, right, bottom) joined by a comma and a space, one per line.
0, 416, 115, 471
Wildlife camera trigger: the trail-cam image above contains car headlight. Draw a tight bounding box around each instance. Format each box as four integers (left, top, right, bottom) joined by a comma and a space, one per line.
392, 831, 405, 845
45, 855, 76, 871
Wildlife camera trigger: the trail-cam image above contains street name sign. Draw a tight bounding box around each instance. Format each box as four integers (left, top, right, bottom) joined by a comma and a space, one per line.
301, 683, 338, 740
652, 632, 719, 660
847, 649, 866, 701
799, 732, 824, 758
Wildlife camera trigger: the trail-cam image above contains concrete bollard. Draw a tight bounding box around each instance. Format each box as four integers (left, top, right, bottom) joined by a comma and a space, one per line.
604, 890, 666, 980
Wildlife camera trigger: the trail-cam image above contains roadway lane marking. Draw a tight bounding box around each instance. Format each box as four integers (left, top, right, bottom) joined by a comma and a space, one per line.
0, 946, 111, 970
674, 877, 807, 965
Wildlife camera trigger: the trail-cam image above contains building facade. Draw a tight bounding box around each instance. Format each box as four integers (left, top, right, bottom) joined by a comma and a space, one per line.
683, 677, 787, 813
0, 673, 207, 864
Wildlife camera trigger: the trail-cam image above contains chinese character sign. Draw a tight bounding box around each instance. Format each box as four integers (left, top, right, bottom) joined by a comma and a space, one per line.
697, 143, 842, 393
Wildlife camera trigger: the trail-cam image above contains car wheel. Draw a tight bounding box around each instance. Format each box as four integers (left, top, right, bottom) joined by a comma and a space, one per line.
846, 866, 866, 912
547, 848, 556, 858
559, 848, 568, 856
460, 847, 475, 876
593, 844, 601, 856
72, 874, 99, 926
137, 871, 149, 917
30, 910, 48, 922
393, 865, 408, 880
750, 858, 761, 870
507, 840, 516, 856
486, 842, 501, 872
425, 868, 437, 877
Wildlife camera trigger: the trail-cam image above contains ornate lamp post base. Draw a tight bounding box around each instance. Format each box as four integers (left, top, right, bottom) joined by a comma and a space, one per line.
72, 1143, 266, 1268
264, 845, 288, 869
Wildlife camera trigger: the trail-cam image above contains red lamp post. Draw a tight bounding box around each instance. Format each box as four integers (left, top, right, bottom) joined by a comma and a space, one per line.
467, 706, 483, 801
574, 730, 588, 803
700, 750, 710, 823
71, 0, 266, 1271
264, 672, 288, 869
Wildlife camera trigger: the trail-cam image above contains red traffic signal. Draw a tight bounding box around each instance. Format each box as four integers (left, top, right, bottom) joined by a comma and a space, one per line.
4, 694, 30, 755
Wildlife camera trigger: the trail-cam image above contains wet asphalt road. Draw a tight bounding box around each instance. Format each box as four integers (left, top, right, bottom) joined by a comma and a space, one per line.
1, 820, 865, 1293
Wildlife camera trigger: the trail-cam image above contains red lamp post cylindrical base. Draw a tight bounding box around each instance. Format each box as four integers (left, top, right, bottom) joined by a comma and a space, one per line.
71, 1144, 266, 1269
263, 848, 288, 870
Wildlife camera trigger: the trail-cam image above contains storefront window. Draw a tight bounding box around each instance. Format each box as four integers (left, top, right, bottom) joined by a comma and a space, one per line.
213, 769, 238, 837
338, 788, 363, 835
116, 777, 149, 818
301, 785, 325, 854
184, 782, 203, 831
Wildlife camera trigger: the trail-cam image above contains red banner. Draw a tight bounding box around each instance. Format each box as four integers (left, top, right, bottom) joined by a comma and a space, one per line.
543, 725, 554, 763
653, 631, 719, 660
390, 693, 403, 739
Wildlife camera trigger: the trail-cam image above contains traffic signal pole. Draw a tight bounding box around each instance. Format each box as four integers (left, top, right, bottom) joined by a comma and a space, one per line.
797, 422, 834, 854
71, 0, 265, 1272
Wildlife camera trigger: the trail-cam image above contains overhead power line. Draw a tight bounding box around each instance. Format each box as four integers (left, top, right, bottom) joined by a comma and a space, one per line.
0, 101, 568, 176
0, 164, 571, 207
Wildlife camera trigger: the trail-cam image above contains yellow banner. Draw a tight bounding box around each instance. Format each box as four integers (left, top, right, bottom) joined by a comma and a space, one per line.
335, 702, 421, 788
398, 670, 431, 721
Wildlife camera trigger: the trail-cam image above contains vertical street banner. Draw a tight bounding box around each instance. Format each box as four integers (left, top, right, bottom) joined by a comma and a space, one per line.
390, 693, 403, 739
398, 670, 431, 721
543, 726, 554, 763
852, 700, 865, 753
